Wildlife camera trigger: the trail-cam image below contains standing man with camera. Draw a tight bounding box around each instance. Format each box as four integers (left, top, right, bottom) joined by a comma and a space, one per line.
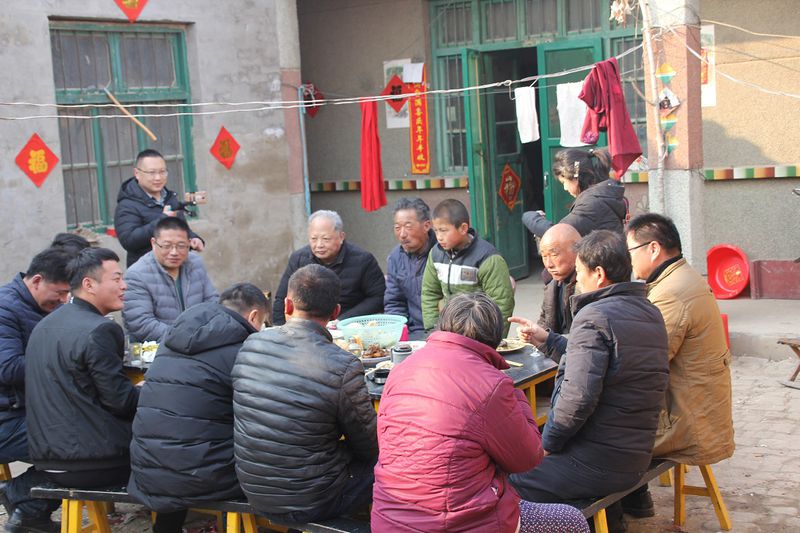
114, 149, 204, 268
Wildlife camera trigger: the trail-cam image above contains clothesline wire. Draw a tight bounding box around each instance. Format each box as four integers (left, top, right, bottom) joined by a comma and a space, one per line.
0, 44, 643, 121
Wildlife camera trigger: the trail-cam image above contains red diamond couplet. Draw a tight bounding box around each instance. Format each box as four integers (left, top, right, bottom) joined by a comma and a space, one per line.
15, 133, 59, 189
210, 127, 240, 169
498, 164, 522, 212
114, 0, 149, 23
380, 74, 408, 113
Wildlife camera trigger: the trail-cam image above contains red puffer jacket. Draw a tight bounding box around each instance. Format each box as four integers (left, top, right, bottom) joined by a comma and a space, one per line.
372, 331, 543, 532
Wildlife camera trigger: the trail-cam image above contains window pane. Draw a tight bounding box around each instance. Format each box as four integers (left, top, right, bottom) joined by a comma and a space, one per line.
59, 110, 101, 226
483, 0, 516, 42
100, 108, 139, 216
524, 0, 557, 36
437, 1, 473, 47
51, 31, 111, 91
567, 0, 601, 32
145, 104, 185, 197
441, 56, 467, 171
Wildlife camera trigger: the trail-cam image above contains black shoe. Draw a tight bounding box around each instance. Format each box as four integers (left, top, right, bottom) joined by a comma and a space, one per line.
0, 480, 15, 515
4, 509, 60, 533
621, 486, 655, 518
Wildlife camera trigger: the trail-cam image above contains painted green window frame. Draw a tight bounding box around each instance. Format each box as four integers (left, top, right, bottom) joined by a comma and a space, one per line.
429, 0, 644, 175
50, 21, 196, 229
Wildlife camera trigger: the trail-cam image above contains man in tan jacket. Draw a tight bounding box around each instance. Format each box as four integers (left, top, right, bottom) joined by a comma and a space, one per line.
622, 213, 735, 517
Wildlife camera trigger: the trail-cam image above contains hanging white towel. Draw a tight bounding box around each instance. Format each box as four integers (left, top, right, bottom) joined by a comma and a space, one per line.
557, 82, 589, 147
514, 87, 540, 143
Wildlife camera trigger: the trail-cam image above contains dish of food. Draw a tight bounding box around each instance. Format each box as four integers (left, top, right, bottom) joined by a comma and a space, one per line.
496, 338, 527, 353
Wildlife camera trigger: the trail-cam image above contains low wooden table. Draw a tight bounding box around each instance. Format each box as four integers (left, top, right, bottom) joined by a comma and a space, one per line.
365, 345, 557, 425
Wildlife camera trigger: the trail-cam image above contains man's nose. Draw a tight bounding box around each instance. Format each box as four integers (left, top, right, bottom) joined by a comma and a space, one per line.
59, 293, 70, 304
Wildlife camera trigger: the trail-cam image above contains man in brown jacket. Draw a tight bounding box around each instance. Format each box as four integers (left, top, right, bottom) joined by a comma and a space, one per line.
622, 213, 735, 517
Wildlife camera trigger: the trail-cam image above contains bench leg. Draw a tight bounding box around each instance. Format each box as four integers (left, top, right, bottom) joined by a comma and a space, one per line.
0, 464, 12, 481
241, 513, 258, 533
86, 501, 111, 533
674, 463, 686, 526
698, 465, 732, 531
593, 508, 609, 533
65, 499, 84, 533
227, 512, 242, 533
659, 469, 672, 487
60, 500, 69, 533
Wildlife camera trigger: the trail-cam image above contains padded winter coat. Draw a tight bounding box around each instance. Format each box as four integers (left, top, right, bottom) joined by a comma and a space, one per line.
123, 251, 218, 342
114, 177, 201, 267
383, 231, 436, 333
542, 282, 669, 473
0, 274, 48, 413
535, 271, 577, 363
128, 302, 256, 512
25, 297, 139, 471
232, 318, 377, 517
648, 258, 735, 465
372, 331, 543, 532
272, 242, 385, 326
522, 179, 626, 238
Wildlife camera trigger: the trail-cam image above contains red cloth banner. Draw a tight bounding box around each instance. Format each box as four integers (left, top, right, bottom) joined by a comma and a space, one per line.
15, 133, 59, 188
113, 0, 149, 23
359, 99, 387, 212
406, 74, 430, 175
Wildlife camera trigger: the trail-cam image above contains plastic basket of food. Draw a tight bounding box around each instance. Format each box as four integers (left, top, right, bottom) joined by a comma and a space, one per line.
337, 314, 408, 349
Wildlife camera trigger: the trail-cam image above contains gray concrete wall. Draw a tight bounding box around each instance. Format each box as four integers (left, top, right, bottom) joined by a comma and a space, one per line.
699, 0, 800, 263
0, 1, 304, 296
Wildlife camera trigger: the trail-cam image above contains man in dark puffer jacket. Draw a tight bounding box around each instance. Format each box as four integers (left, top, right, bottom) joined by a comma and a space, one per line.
128, 283, 268, 533
234, 264, 377, 525
510, 230, 669, 531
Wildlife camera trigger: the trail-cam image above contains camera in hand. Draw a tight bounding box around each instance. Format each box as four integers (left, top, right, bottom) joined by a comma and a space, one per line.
174, 191, 208, 215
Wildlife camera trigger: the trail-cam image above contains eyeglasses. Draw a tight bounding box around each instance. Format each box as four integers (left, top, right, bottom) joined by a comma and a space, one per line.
628, 241, 651, 252
154, 241, 190, 252
136, 168, 169, 177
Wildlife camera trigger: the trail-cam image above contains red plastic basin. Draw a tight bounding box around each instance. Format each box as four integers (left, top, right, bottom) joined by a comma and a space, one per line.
707, 244, 749, 299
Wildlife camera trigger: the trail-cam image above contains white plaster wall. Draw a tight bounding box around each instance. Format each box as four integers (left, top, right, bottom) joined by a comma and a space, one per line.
0, 1, 303, 295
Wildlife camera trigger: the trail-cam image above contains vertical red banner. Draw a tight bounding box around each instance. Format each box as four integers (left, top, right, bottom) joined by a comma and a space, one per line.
407, 70, 430, 175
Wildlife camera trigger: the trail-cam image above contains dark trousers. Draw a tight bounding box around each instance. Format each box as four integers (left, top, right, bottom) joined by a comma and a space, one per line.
0, 415, 60, 518
265, 459, 375, 526
510, 453, 645, 503
153, 509, 189, 533
44, 465, 130, 490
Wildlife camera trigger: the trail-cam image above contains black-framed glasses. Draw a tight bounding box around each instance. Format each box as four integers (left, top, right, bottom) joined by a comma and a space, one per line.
154, 241, 190, 252
628, 241, 651, 252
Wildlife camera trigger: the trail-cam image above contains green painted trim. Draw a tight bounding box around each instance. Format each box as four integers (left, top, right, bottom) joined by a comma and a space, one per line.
90, 109, 110, 224
50, 21, 185, 34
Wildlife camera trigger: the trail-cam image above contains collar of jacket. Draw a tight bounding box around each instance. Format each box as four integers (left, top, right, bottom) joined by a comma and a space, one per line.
313, 241, 350, 268
283, 317, 333, 341
645, 254, 683, 284
425, 330, 509, 370
71, 295, 104, 316
558, 269, 577, 289
402, 230, 437, 259
570, 281, 647, 316
121, 176, 172, 207
13, 273, 48, 316
446, 228, 478, 259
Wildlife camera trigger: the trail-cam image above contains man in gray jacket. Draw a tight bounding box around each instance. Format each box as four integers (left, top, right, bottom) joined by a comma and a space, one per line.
123, 217, 217, 342
233, 264, 377, 525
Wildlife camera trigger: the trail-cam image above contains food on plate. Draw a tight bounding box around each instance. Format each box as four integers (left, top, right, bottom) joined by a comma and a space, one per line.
496, 338, 526, 353
361, 344, 387, 359
375, 360, 395, 370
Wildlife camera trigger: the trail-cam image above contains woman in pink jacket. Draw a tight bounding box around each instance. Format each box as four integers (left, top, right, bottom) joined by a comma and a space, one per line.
372, 293, 588, 532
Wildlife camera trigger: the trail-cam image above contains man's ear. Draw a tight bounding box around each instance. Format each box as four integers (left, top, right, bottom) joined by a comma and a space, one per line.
329, 304, 341, 322
81, 276, 94, 295
422, 219, 432, 231
28, 274, 44, 290
151, 237, 157, 249
284, 297, 294, 318
246, 308, 261, 330
594, 265, 609, 288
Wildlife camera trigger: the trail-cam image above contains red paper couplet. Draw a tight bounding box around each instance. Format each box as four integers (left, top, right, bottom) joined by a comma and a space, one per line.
407, 81, 430, 175
15, 133, 59, 189
498, 164, 522, 212
381, 74, 408, 113
209, 127, 240, 170
114, 0, 149, 23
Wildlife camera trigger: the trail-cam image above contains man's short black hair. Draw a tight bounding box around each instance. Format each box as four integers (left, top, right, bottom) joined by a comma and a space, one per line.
154, 217, 191, 239
627, 213, 682, 253
25, 248, 76, 283
51, 232, 91, 254
432, 199, 470, 228
576, 230, 632, 283
287, 264, 340, 319
220, 283, 270, 315
66, 248, 120, 291
135, 149, 165, 167
393, 197, 431, 222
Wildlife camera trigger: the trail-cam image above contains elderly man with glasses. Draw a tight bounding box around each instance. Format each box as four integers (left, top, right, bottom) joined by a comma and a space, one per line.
123, 217, 218, 342
114, 149, 204, 268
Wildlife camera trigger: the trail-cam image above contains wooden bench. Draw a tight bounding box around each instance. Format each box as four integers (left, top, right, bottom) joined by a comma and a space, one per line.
30, 487, 370, 533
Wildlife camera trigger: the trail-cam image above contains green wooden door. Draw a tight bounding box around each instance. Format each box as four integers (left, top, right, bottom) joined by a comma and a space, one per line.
464, 49, 530, 279
536, 38, 603, 224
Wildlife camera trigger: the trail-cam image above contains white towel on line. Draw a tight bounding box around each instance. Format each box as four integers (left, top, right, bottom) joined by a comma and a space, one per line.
557, 82, 589, 147
514, 87, 540, 143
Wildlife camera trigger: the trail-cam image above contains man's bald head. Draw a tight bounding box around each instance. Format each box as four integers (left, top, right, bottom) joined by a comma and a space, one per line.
539, 224, 580, 282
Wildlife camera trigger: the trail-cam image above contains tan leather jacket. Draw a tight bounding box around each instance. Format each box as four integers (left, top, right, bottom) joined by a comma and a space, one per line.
648, 258, 735, 465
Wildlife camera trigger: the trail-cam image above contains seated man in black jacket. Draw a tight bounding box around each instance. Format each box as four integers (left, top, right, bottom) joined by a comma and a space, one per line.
25, 248, 139, 490
272, 210, 385, 325
128, 283, 269, 533
510, 231, 669, 532
233, 264, 378, 525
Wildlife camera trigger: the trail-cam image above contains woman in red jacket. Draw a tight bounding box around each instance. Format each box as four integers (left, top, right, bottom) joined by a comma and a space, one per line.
372, 293, 588, 532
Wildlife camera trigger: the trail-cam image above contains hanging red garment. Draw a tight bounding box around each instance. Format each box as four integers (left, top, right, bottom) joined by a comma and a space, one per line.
360, 99, 387, 212
578, 57, 642, 178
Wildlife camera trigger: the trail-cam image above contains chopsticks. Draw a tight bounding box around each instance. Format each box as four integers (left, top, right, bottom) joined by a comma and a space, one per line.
506, 360, 523, 367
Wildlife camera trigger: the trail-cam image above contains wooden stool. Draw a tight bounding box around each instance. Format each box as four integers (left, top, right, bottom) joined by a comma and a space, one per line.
61, 499, 112, 533
0, 463, 12, 481
673, 464, 732, 531
777, 338, 800, 389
